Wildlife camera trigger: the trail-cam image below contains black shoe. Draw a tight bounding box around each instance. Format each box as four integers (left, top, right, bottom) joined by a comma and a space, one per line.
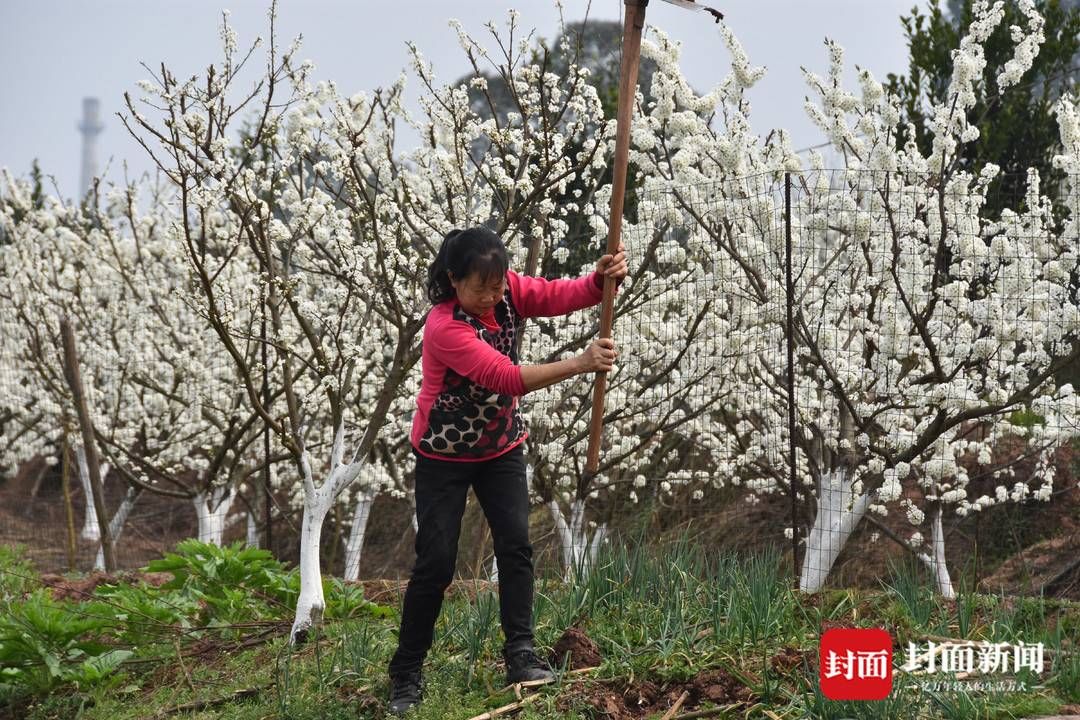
504, 647, 555, 684
388, 670, 422, 716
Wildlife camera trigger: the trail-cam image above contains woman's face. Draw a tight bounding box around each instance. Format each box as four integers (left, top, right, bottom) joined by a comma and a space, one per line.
449, 271, 506, 316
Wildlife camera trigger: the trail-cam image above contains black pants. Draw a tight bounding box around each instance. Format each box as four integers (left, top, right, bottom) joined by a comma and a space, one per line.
388, 444, 534, 676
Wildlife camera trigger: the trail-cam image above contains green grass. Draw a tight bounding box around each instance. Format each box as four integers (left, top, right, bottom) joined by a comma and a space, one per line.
2, 537, 1078, 720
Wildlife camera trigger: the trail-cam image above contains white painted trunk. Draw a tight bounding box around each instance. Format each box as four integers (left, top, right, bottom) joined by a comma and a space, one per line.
548, 498, 607, 580
799, 468, 871, 593
246, 511, 259, 548
193, 486, 235, 546
342, 490, 375, 582
291, 491, 333, 644
409, 489, 419, 535
75, 447, 109, 541
290, 423, 365, 645
588, 523, 609, 566
93, 486, 137, 571
918, 504, 955, 599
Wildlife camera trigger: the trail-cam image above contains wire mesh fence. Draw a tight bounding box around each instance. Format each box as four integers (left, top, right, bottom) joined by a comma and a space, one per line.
1, 169, 1078, 601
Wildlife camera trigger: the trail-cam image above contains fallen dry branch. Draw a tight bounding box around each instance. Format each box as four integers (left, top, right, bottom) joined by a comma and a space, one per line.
496, 664, 600, 697
660, 689, 690, 720
150, 684, 272, 719
464, 692, 540, 720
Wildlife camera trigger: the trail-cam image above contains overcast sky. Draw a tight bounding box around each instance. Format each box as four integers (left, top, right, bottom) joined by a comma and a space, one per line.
0, 0, 921, 201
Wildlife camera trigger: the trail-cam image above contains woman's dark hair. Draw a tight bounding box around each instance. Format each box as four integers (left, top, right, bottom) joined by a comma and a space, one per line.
426, 227, 509, 304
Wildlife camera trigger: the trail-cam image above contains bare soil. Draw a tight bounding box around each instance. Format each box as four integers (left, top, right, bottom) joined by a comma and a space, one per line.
545, 626, 755, 718
559, 667, 754, 719
550, 625, 603, 670
39, 570, 172, 602
769, 645, 810, 674
979, 532, 1080, 599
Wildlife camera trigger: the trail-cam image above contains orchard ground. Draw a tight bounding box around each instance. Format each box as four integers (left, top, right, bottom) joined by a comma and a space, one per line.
3, 537, 1079, 720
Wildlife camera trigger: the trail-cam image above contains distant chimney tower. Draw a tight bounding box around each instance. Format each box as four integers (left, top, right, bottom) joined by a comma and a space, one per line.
78, 98, 104, 197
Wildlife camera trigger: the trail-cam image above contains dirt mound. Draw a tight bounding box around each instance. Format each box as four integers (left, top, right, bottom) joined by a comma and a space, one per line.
357, 578, 409, 604
770, 645, 810, 674
40, 570, 172, 601
562, 667, 753, 719
978, 533, 1080, 599
551, 625, 603, 669
686, 669, 754, 705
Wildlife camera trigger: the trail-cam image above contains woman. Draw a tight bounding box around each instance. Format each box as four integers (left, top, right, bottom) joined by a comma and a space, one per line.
387, 226, 627, 715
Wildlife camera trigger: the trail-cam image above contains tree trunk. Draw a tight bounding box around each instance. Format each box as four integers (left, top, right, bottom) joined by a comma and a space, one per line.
342, 489, 375, 581
193, 485, 235, 546
290, 447, 364, 645
61, 318, 116, 571
93, 486, 139, 571
919, 502, 955, 598
246, 511, 259, 548
75, 446, 110, 541
548, 498, 607, 580
291, 490, 333, 644
799, 467, 870, 593
22, 460, 49, 517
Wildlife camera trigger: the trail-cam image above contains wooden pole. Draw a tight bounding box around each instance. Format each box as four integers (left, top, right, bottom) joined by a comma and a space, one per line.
262, 286, 273, 553
585, 0, 649, 475
60, 428, 78, 571
60, 317, 117, 571
785, 172, 799, 584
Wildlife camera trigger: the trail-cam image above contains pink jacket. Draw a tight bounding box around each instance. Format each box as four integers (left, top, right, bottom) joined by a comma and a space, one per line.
411, 269, 609, 461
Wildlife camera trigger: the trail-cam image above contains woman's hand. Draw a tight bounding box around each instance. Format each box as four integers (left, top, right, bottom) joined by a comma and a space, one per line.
596, 242, 628, 282
521, 338, 617, 392
577, 338, 617, 373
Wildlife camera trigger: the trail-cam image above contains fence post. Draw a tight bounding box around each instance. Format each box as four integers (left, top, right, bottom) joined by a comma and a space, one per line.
60, 427, 77, 571
60, 316, 116, 572
262, 284, 273, 554
784, 172, 799, 585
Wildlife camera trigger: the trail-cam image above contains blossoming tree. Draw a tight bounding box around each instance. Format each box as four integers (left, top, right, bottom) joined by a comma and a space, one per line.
119, 6, 436, 641
4, 0, 1075, 606
0, 174, 281, 559
616, 0, 1080, 596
